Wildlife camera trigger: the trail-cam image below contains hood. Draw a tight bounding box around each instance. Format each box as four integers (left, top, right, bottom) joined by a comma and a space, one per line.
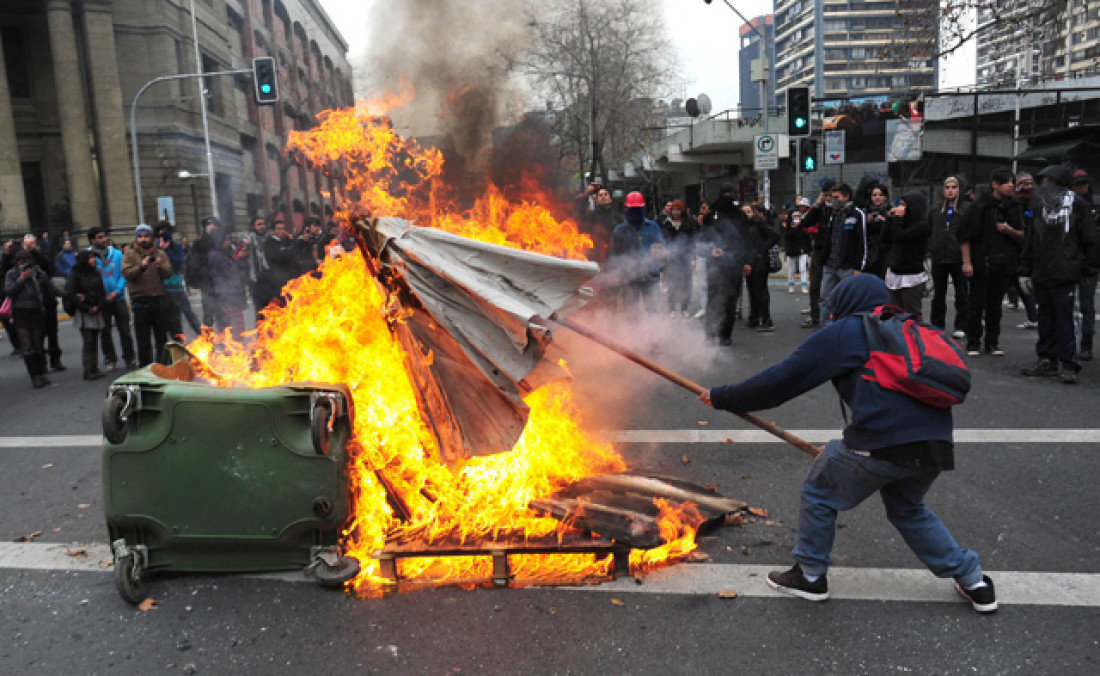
826, 273, 889, 319
900, 190, 928, 225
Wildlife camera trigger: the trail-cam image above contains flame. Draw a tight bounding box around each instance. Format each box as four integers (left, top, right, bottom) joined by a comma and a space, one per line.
187, 92, 704, 595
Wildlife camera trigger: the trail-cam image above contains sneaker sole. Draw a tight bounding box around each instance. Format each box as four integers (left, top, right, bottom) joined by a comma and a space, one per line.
766, 576, 829, 601
954, 583, 998, 613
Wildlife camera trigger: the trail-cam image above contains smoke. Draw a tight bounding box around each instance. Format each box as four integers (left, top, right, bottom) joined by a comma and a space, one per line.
362, 0, 529, 167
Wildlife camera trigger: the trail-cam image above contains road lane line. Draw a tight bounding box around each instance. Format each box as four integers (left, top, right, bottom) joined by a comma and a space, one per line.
4, 429, 1100, 449
2, 542, 1096, 607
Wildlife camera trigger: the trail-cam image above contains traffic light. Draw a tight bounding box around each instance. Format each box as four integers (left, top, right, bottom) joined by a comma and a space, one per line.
252, 56, 278, 105
800, 139, 818, 172
787, 86, 811, 138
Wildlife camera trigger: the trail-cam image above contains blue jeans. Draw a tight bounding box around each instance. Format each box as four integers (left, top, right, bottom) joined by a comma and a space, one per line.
794, 440, 983, 587
820, 266, 856, 324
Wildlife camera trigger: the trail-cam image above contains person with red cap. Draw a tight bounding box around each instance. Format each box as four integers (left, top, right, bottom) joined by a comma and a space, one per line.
607, 191, 665, 313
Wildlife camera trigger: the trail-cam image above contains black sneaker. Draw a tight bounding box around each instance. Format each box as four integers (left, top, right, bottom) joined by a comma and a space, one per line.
1021, 358, 1058, 377
966, 345, 981, 357
756, 320, 775, 333
1061, 365, 1080, 385
985, 345, 1004, 357
955, 575, 998, 613
766, 564, 829, 601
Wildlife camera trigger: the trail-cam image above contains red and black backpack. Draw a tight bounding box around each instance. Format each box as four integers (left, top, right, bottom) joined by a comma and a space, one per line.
859, 305, 971, 408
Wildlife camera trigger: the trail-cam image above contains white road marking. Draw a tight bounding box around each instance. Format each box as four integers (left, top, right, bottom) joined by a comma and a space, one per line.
4, 428, 1100, 450
2, 542, 1096, 607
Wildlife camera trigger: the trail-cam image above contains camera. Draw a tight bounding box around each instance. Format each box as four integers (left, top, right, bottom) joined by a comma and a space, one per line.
18, 261, 31, 271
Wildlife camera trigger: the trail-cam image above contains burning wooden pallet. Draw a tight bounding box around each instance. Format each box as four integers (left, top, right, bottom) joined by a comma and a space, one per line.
372, 472, 746, 589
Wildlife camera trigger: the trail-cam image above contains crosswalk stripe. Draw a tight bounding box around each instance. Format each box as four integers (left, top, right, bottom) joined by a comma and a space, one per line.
1, 542, 1095, 607
4, 428, 1100, 450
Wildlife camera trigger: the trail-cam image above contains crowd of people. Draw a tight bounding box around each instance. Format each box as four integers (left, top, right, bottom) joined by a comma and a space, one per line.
0, 216, 355, 388
584, 164, 1099, 381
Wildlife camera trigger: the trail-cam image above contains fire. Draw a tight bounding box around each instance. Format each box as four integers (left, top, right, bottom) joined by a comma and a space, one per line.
187, 93, 704, 595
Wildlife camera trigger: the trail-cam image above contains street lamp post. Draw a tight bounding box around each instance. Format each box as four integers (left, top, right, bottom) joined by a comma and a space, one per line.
706, 0, 771, 207
190, 0, 218, 220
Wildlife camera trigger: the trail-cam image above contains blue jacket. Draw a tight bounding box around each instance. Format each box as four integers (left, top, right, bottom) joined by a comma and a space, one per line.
160, 240, 186, 293
608, 210, 665, 283
95, 246, 127, 297
710, 274, 954, 469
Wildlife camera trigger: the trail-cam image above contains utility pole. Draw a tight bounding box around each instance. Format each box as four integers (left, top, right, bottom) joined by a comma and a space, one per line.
190, 0, 218, 221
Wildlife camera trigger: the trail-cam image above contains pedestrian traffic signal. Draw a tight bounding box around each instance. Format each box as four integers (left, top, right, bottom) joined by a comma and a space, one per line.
252, 57, 278, 105
787, 86, 811, 138
800, 139, 818, 172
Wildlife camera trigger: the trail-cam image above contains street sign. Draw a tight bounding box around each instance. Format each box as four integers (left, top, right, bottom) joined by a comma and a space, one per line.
754, 134, 779, 170
824, 130, 845, 165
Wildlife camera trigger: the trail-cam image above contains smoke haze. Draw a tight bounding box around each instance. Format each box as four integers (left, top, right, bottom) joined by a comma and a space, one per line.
363, 0, 529, 166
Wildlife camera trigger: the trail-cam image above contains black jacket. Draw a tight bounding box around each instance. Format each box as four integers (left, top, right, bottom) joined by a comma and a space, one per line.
881, 191, 931, 275
1019, 192, 1100, 288
782, 208, 812, 256
958, 189, 1023, 275
64, 265, 107, 314
658, 215, 699, 268
814, 202, 869, 271
699, 210, 761, 270
928, 198, 968, 265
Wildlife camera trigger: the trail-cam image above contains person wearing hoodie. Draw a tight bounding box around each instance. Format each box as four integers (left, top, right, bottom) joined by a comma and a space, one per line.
880, 191, 931, 316
862, 182, 891, 278
1019, 165, 1100, 383
697, 183, 758, 344
698, 274, 995, 613
608, 191, 665, 313
64, 249, 108, 380
958, 168, 1024, 357
928, 177, 969, 337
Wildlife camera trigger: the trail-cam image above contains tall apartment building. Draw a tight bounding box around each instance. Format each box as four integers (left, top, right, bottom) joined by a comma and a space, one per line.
737, 15, 777, 114
976, 0, 1100, 87
773, 0, 936, 102
0, 0, 354, 238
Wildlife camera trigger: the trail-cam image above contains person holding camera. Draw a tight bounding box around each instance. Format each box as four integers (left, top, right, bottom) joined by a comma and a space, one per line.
121, 224, 173, 366
881, 192, 931, 317
4, 249, 61, 388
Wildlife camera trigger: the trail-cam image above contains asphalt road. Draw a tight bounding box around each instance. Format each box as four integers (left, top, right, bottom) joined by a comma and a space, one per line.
1, 286, 1098, 674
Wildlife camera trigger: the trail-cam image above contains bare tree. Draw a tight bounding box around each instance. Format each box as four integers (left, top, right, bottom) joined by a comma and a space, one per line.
519, 0, 680, 187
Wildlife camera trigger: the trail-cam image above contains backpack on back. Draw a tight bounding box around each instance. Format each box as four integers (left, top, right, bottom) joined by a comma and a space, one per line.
859, 305, 970, 408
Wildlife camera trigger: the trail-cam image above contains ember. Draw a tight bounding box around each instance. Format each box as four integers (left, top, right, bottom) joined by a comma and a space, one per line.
185, 94, 712, 596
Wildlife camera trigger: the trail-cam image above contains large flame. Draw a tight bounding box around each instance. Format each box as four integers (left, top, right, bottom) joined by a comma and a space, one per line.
188, 93, 703, 595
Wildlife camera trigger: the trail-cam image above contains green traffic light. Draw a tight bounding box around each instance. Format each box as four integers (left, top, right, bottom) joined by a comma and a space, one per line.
795, 118, 806, 128
804, 158, 815, 171
261, 84, 272, 94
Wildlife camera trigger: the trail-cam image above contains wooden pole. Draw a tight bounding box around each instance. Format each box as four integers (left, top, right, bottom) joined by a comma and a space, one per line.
548, 314, 821, 458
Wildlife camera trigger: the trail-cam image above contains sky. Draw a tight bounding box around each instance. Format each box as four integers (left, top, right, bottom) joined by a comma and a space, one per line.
317, 0, 975, 110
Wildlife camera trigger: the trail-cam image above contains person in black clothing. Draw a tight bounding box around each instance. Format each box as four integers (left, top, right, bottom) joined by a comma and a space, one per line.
959, 168, 1024, 357
187, 216, 221, 327
1010, 173, 1040, 327
815, 183, 869, 325
746, 203, 781, 331
659, 200, 698, 317
864, 184, 891, 279
64, 249, 109, 380
1019, 165, 1100, 383
1071, 171, 1099, 360
783, 198, 813, 294
928, 177, 969, 337
585, 187, 620, 263
881, 191, 931, 316
798, 180, 836, 329
698, 183, 761, 344
4, 250, 60, 388
21, 234, 64, 370
1, 238, 24, 355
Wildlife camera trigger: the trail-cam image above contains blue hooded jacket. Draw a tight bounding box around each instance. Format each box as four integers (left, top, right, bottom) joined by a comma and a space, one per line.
710, 274, 954, 470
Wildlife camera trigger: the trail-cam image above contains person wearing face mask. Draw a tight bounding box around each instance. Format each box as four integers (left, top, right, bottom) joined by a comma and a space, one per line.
1019, 165, 1100, 383
698, 183, 759, 344
607, 191, 665, 314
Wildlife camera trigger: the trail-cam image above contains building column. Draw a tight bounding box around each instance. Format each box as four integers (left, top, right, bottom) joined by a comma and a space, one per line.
0, 28, 30, 232
82, 0, 137, 225
46, 0, 100, 230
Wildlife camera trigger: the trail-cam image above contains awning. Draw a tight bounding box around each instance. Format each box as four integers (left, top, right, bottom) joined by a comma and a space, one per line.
1016, 138, 1096, 162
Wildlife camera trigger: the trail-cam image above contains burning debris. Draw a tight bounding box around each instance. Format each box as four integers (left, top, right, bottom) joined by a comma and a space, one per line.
158, 101, 751, 596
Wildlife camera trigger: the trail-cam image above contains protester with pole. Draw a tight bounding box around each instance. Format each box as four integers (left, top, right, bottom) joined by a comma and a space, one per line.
698, 274, 996, 613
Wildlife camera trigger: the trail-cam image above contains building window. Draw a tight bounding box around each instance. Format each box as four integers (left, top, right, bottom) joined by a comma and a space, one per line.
850, 48, 866, 60
202, 54, 223, 117
850, 77, 866, 89
2, 26, 32, 99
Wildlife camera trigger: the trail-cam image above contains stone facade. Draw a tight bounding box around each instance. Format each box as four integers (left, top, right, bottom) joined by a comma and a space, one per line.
0, 0, 354, 240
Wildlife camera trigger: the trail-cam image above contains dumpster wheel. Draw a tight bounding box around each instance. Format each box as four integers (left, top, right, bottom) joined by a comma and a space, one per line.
114, 553, 148, 604
309, 554, 361, 589
311, 399, 334, 455
102, 391, 133, 445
